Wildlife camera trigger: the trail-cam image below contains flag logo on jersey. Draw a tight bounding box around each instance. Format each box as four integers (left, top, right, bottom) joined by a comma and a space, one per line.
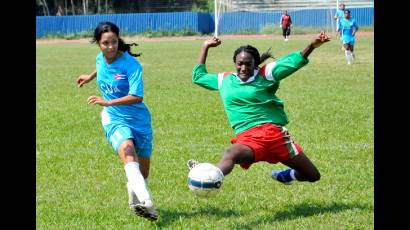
114, 74, 127, 80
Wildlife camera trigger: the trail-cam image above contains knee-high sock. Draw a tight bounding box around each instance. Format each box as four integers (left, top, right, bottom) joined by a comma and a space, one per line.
124, 162, 151, 203
345, 50, 352, 62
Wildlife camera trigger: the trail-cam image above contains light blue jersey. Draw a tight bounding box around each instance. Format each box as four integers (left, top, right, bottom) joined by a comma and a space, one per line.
339, 17, 359, 45
335, 9, 344, 20
96, 51, 152, 156
335, 9, 345, 36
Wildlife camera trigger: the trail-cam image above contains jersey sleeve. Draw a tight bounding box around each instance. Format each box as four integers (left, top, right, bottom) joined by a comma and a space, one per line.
127, 61, 144, 97
192, 64, 219, 91
258, 51, 308, 83
353, 19, 359, 30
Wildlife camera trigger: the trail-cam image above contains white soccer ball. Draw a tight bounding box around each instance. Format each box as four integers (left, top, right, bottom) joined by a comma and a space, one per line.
188, 163, 224, 198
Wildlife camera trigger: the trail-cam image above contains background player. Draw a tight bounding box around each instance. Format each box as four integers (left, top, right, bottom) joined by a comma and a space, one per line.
338, 9, 359, 64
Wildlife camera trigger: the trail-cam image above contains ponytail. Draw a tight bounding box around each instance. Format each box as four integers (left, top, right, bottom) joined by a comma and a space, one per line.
260, 47, 274, 65
118, 39, 141, 57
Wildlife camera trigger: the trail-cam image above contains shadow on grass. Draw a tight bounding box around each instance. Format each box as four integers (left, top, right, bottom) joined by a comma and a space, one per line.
228, 201, 372, 229
273, 201, 372, 221
154, 206, 242, 227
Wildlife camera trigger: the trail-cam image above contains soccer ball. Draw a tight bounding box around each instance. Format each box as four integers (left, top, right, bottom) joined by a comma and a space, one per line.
188, 163, 224, 198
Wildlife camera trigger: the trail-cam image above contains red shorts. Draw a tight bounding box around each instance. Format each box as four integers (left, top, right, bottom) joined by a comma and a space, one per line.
231, 123, 302, 169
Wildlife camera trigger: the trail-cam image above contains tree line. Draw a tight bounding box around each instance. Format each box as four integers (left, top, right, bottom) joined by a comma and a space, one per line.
36, 0, 214, 16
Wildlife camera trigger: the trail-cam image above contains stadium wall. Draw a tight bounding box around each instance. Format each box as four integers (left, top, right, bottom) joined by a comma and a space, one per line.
36, 7, 373, 37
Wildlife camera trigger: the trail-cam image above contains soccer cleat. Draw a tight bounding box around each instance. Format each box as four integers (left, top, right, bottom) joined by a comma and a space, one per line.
187, 159, 199, 170
132, 200, 158, 221
271, 168, 294, 185
347, 61, 351, 65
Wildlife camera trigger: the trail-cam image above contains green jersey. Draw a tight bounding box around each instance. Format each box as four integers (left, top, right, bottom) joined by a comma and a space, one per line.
192, 51, 309, 134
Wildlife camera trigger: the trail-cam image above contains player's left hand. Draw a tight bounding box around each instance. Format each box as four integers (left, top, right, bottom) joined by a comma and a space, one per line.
87, 95, 109, 106
311, 32, 330, 48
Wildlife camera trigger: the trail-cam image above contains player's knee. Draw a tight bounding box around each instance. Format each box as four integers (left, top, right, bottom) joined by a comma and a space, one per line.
223, 148, 247, 164
308, 170, 321, 182
123, 145, 135, 155
222, 148, 237, 161
122, 145, 137, 162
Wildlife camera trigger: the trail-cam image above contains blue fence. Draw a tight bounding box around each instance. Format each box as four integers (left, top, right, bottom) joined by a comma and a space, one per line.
36, 7, 373, 37
216, 8, 373, 33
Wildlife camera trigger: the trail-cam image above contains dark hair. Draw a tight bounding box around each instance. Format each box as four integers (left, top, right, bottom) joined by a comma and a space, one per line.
233, 45, 274, 67
91, 21, 141, 57
344, 9, 350, 14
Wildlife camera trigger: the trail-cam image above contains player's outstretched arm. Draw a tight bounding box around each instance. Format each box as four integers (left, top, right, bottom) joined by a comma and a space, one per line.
77, 69, 97, 88
301, 32, 330, 59
197, 37, 221, 64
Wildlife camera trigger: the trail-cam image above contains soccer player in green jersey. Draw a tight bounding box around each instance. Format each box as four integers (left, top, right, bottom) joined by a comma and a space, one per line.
188, 32, 330, 185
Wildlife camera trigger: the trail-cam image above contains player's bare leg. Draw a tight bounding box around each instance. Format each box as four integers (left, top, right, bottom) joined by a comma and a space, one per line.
217, 143, 254, 176
118, 140, 157, 221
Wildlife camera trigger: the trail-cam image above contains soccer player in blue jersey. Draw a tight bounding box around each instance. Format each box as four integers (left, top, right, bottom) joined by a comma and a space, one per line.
338, 9, 359, 65
334, 3, 346, 50
334, 3, 345, 33
76, 21, 157, 221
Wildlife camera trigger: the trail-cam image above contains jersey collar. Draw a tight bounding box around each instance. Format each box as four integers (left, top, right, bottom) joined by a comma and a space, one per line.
234, 69, 259, 84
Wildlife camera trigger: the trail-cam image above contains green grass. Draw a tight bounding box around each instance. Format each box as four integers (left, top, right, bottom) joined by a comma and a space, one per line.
36, 35, 374, 229
36, 26, 374, 40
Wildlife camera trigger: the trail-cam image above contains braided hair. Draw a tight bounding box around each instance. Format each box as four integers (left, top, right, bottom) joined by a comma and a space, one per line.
91, 21, 141, 57
233, 45, 274, 67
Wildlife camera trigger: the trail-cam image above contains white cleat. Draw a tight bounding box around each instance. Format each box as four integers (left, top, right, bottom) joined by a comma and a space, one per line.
187, 159, 199, 170
132, 200, 158, 221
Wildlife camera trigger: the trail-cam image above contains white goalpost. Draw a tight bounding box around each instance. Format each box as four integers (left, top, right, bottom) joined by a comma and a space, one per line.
334, 0, 340, 35
327, 0, 336, 35
214, 0, 219, 37
319, 0, 337, 37
214, 0, 232, 38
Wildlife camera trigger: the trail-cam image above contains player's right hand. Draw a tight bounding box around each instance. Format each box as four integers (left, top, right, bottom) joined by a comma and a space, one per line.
203, 37, 221, 48
310, 32, 330, 48
77, 75, 92, 88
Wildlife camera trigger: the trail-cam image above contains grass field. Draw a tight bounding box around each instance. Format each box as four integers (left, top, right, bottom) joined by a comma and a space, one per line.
36, 34, 374, 229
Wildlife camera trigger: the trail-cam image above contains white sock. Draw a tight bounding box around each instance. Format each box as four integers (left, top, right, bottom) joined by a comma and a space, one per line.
345, 50, 352, 62
127, 182, 139, 205
124, 162, 151, 203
